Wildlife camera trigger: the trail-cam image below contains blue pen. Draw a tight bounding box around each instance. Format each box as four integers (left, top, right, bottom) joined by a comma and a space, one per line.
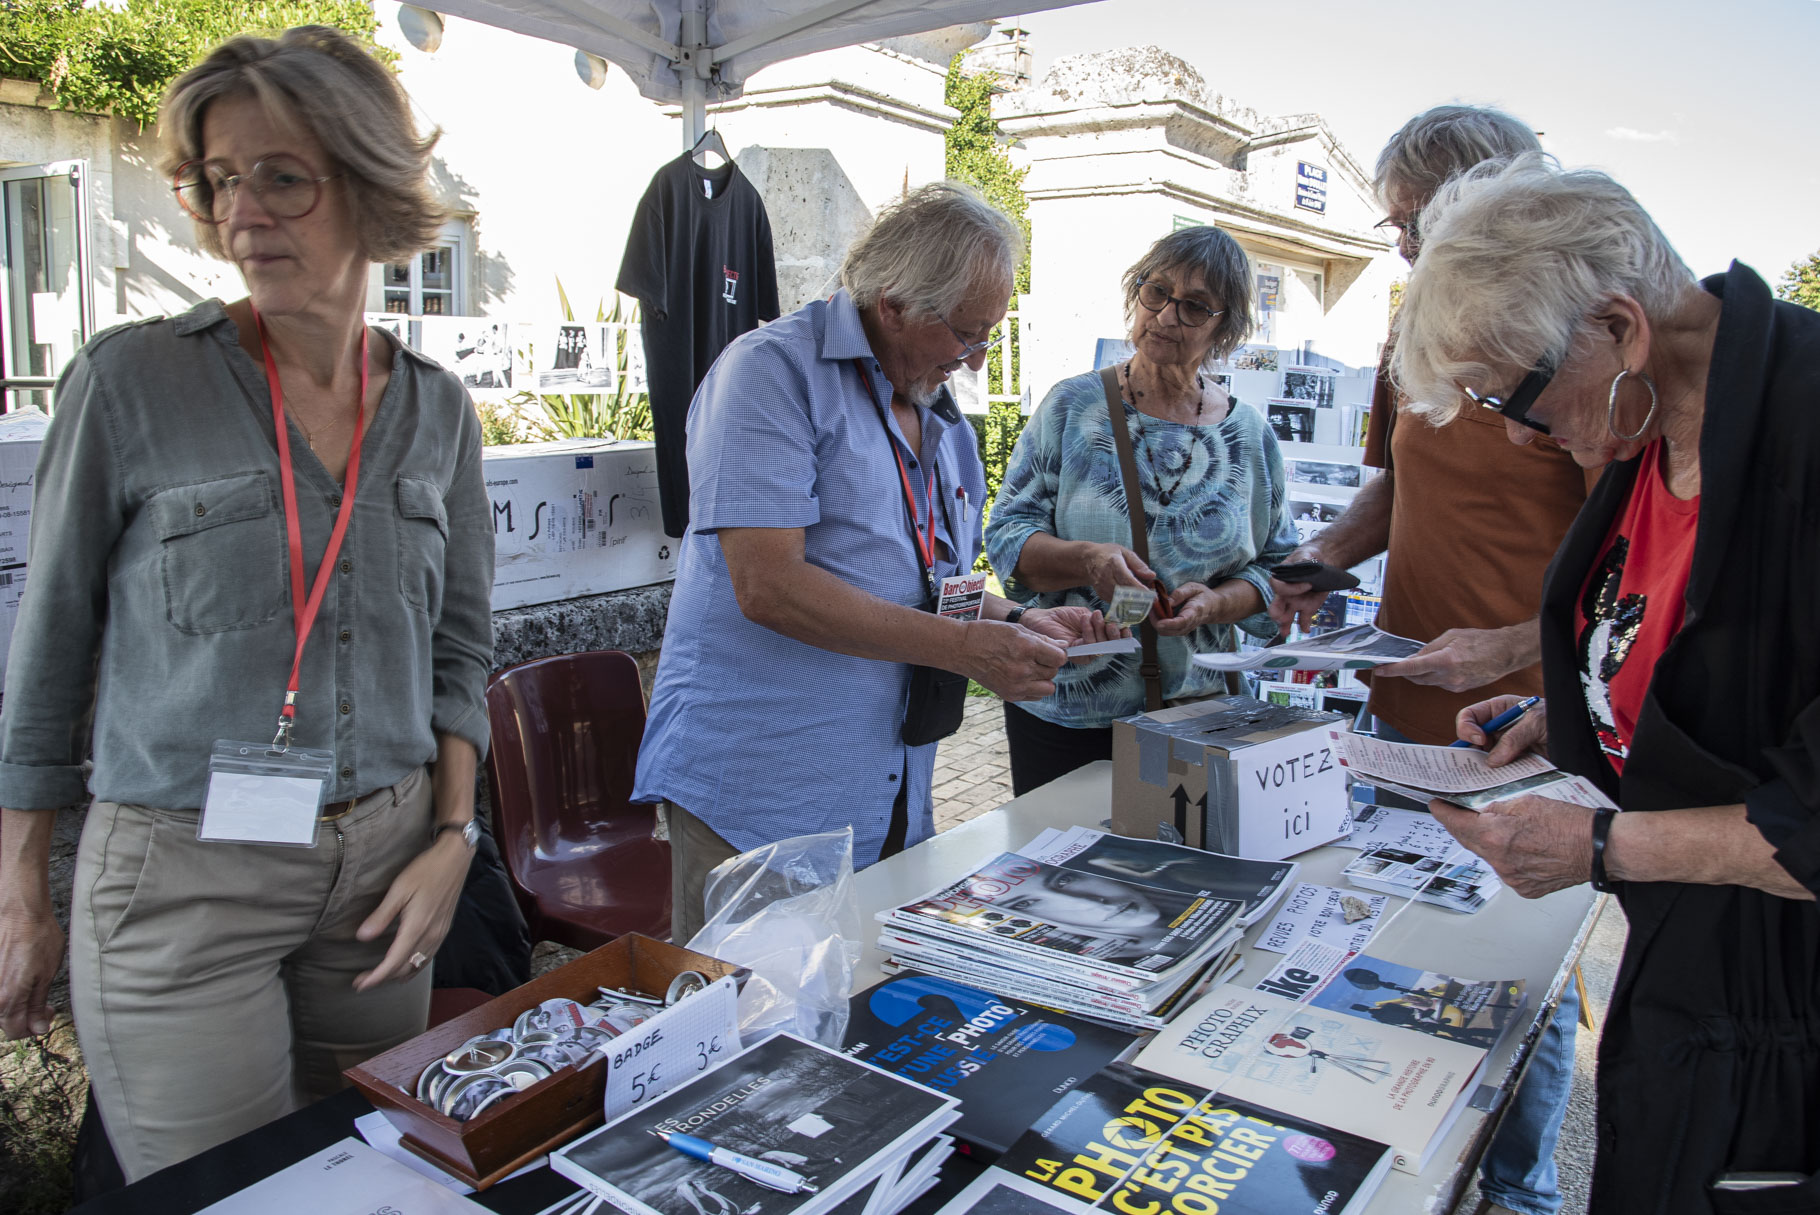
649, 1130, 819, 1194
1450, 695, 1542, 748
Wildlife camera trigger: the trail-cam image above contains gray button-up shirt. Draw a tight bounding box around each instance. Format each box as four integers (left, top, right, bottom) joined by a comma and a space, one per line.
0, 300, 494, 811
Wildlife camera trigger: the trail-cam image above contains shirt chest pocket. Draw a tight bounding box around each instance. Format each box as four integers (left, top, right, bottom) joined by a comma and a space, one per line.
148, 472, 286, 635
395, 476, 449, 618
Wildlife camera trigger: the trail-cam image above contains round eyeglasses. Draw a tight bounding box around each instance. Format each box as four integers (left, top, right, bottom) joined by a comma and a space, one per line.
172, 155, 338, 223
1135, 280, 1222, 328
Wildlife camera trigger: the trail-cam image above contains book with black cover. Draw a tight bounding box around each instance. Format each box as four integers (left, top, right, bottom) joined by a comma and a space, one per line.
984, 1062, 1392, 1215
842, 972, 1137, 1159
883, 852, 1243, 985
1019, 826, 1298, 927
550, 1032, 958, 1215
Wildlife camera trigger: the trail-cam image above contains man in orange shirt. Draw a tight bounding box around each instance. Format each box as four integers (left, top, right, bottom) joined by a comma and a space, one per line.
1270, 106, 1597, 1215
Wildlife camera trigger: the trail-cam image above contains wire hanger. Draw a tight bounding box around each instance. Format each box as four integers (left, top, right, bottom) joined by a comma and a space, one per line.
690, 124, 729, 169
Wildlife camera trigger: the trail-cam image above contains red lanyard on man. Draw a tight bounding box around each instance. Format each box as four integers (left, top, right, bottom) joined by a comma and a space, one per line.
252, 307, 369, 748
855, 360, 939, 601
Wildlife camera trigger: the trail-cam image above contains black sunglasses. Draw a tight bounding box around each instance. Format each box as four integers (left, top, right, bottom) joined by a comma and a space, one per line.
1462, 362, 1554, 434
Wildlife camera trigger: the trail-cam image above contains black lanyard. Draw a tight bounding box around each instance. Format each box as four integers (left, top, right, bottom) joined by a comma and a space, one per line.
854, 360, 955, 602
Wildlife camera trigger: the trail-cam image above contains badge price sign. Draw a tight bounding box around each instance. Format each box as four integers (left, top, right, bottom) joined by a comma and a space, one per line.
601, 975, 741, 1122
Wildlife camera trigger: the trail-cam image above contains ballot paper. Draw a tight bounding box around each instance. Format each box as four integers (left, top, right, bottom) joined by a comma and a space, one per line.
1066, 637, 1142, 657
1192, 622, 1424, 671
197, 1138, 486, 1214
1329, 730, 1618, 810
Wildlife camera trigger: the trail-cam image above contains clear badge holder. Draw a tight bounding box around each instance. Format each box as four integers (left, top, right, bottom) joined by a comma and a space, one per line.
200, 739, 333, 847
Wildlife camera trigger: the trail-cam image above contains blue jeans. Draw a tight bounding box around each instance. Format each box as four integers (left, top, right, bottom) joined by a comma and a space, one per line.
1480, 987, 1577, 1215
1369, 717, 1575, 1215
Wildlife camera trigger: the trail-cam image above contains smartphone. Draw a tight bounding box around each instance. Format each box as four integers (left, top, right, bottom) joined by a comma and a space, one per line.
1270, 561, 1361, 592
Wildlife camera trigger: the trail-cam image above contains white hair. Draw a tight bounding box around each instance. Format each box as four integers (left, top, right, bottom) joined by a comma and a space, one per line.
1392, 154, 1696, 421
1373, 104, 1541, 206
840, 182, 1022, 318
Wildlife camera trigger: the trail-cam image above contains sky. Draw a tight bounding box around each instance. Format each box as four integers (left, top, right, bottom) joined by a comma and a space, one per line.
1012, 0, 1820, 285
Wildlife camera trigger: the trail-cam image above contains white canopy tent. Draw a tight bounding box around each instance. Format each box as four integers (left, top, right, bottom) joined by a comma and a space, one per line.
426, 0, 1097, 148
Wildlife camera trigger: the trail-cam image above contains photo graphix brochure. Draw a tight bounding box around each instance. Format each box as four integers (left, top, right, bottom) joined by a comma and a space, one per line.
551, 1032, 958, 1215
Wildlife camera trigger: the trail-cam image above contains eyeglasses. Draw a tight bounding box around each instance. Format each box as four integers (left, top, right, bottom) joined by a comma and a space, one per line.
939, 314, 1007, 362
1135, 280, 1222, 328
172, 155, 338, 223
1374, 214, 1420, 243
1462, 362, 1555, 434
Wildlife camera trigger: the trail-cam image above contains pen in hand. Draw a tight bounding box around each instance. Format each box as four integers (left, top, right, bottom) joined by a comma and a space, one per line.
649, 1129, 820, 1194
1449, 695, 1542, 749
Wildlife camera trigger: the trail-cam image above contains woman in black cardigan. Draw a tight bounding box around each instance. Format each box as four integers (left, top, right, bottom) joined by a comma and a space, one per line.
1392, 154, 1820, 1214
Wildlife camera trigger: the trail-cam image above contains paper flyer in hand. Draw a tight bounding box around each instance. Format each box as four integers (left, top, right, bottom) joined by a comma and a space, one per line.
1330, 730, 1619, 810
1192, 623, 1423, 672
1255, 882, 1387, 954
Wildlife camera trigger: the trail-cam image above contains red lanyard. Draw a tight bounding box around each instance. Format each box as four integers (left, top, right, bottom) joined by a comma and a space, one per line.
252, 307, 369, 747
855, 360, 939, 598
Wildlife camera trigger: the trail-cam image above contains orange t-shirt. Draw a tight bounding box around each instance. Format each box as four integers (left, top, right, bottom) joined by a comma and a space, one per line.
1363, 375, 1596, 744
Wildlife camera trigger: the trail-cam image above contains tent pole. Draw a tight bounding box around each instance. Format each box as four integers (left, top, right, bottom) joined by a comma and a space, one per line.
679, 1, 709, 152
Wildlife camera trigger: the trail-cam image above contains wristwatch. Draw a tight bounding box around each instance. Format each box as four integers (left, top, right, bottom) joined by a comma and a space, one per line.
1005, 606, 1027, 626
433, 818, 480, 849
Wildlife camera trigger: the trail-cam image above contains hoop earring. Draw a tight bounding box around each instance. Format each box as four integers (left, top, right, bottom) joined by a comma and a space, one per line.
1607, 369, 1658, 442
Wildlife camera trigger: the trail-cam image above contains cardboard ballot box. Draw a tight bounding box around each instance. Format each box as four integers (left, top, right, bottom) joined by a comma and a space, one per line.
346, 934, 739, 1189
483, 438, 676, 611
1112, 695, 1347, 861
0, 409, 49, 683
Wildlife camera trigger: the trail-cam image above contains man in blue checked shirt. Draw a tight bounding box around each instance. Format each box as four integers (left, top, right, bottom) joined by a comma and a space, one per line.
633, 184, 1121, 942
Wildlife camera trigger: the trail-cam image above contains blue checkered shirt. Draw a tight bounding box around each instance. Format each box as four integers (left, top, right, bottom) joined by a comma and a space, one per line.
632, 289, 988, 865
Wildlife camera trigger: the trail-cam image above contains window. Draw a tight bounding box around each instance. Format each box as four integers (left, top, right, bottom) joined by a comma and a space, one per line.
383, 219, 468, 315
1, 161, 93, 413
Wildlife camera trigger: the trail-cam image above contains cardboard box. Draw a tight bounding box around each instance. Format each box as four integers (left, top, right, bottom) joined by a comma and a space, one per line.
345, 933, 740, 1189
482, 438, 676, 611
1112, 695, 1348, 861
0, 409, 49, 683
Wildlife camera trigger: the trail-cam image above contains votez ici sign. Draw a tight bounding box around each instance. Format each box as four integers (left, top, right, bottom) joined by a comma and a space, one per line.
1295, 161, 1328, 215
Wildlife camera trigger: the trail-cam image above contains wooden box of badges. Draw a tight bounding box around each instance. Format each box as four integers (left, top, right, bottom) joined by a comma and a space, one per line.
345, 932, 743, 1189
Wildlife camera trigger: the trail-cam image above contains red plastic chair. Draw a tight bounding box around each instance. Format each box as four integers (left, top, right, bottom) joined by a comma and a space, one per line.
483, 650, 672, 949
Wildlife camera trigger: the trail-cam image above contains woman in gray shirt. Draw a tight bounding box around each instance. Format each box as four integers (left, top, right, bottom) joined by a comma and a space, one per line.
0, 27, 494, 1179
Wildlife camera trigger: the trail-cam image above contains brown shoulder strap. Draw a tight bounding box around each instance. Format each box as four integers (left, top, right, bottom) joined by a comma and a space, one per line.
1099, 365, 1163, 712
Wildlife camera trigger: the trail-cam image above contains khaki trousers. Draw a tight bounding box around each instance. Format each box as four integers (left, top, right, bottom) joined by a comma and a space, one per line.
666, 802, 741, 947
69, 767, 435, 1181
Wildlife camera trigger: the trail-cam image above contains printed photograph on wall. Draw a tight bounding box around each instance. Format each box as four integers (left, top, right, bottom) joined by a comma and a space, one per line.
1288, 460, 1362, 488
1281, 365, 1337, 408
1232, 345, 1281, 373
533, 322, 616, 393
418, 316, 514, 398
1268, 400, 1316, 443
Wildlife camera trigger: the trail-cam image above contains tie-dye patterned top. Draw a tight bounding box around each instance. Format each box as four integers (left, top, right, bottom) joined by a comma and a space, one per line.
986, 369, 1296, 730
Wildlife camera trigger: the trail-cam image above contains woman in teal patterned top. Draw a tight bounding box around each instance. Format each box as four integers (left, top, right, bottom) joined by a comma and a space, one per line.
986, 228, 1295, 794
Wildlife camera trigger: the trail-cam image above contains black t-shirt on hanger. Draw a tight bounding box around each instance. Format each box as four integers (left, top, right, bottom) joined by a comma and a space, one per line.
616, 152, 781, 537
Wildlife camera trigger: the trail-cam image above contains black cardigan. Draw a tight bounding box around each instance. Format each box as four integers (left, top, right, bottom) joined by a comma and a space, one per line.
1539, 262, 1820, 1212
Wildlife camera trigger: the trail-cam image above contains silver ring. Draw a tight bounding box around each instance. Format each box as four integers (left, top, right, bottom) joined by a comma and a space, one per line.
410, 951, 430, 970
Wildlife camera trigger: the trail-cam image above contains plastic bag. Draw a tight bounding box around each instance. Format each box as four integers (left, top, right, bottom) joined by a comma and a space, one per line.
686, 828, 862, 1047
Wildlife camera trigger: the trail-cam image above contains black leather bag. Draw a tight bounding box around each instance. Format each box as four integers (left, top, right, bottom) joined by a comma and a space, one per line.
902, 649, 969, 746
